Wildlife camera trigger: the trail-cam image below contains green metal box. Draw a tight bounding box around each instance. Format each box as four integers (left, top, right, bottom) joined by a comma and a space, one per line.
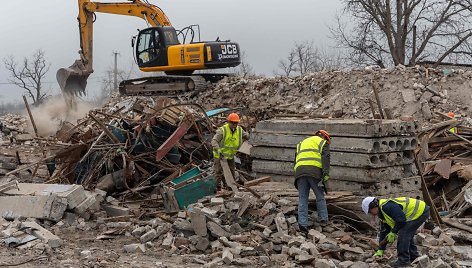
159, 167, 216, 212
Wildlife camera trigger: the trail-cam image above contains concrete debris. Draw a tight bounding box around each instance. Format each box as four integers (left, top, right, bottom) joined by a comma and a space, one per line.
0, 67, 471, 266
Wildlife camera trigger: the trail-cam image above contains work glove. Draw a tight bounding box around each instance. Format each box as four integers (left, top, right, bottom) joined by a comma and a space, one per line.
323, 175, 330, 182
386, 232, 397, 243
373, 249, 384, 257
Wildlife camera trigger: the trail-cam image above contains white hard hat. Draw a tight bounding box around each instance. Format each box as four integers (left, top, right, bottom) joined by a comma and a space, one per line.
362, 196, 376, 214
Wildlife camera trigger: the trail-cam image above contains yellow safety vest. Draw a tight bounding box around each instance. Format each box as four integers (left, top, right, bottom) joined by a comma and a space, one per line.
379, 197, 426, 229
449, 127, 457, 134
213, 124, 242, 160
294, 136, 326, 171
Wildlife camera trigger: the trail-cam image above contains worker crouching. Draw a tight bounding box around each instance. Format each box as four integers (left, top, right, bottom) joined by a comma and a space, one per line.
294, 130, 331, 234
211, 113, 249, 189
362, 196, 430, 267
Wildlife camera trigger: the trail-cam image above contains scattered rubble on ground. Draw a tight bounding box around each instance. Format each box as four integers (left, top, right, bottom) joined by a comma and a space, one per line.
0, 67, 471, 267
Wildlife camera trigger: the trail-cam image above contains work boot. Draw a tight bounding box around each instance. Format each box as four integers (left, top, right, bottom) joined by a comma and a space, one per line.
389, 260, 410, 267
298, 224, 309, 236
315, 219, 328, 227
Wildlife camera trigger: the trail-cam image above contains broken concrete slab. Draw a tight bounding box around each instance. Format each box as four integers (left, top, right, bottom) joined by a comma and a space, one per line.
251, 133, 418, 153
3, 183, 87, 210
101, 204, 130, 217
0, 195, 67, 221
252, 160, 417, 182
251, 146, 414, 168
189, 208, 207, 237
21, 221, 62, 248
255, 119, 420, 137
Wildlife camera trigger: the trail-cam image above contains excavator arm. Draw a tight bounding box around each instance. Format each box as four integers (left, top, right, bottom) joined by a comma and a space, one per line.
57, 0, 173, 96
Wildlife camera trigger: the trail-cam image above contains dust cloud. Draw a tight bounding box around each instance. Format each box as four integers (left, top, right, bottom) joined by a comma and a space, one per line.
26, 97, 96, 136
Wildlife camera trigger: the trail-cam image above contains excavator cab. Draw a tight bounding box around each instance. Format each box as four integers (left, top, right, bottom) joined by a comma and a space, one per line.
136, 26, 179, 68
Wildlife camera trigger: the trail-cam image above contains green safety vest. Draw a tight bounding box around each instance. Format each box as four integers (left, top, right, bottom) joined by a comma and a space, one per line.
379, 197, 426, 229
213, 123, 242, 160
294, 136, 326, 171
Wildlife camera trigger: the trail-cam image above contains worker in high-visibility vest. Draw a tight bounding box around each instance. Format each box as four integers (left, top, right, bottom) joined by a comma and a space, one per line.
362, 196, 430, 267
294, 130, 331, 234
447, 112, 458, 134
211, 113, 249, 189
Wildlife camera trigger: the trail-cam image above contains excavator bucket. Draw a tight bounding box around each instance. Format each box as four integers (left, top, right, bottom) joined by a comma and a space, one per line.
56, 60, 91, 97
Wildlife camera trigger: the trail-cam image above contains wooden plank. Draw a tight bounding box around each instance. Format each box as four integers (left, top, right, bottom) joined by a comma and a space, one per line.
156, 118, 192, 162
244, 176, 271, 187
443, 218, 472, 234
220, 158, 238, 192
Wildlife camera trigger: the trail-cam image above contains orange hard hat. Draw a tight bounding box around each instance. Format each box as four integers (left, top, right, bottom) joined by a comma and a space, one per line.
316, 130, 331, 145
447, 112, 455, 118
227, 113, 240, 122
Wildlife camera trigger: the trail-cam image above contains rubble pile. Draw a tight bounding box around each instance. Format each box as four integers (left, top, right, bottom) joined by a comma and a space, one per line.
1, 181, 471, 267
416, 114, 472, 221
194, 66, 472, 122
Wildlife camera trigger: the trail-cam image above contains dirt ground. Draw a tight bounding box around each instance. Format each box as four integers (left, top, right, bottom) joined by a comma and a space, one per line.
0, 228, 206, 268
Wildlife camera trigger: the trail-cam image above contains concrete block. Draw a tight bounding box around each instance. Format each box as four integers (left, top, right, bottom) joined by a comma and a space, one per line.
21, 221, 62, 248
308, 229, 326, 242
439, 233, 455, 246
123, 243, 145, 253
274, 213, 288, 234
73, 194, 97, 215
251, 146, 414, 168
297, 254, 315, 264
314, 258, 336, 268
101, 204, 130, 217
162, 233, 174, 249
3, 183, 87, 210
207, 221, 231, 238
222, 248, 233, 264
0, 195, 67, 221
412, 255, 430, 268
252, 160, 417, 182
195, 237, 210, 251
251, 133, 418, 153
270, 254, 289, 263
140, 229, 157, 243
189, 208, 207, 237
255, 119, 420, 137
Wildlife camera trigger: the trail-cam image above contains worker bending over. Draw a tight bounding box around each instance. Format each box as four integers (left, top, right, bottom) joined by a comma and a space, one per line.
362, 196, 430, 267
294, 130, 331, 234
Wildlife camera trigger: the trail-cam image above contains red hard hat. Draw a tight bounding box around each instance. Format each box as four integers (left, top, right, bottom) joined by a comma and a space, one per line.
316, 129, 331, 145
227, 113, 240, 122
447, 112, 455, 118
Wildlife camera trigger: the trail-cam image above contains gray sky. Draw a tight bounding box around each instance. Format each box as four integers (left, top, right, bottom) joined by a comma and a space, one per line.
0, 0, 342, 103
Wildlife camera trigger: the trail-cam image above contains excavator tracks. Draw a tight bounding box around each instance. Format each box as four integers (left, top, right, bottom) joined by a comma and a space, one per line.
119, 75, 219, 97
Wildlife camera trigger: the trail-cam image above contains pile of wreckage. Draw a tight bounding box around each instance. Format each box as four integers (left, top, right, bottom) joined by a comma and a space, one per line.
0, 94, 471, 267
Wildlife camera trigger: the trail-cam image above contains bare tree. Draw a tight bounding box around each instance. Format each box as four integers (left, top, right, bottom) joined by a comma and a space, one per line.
97, 60, 133, 103
276, 41, 344, 76
332, 0, 472, 67
3, 50, 50, 106
277, 51, 298, 76
236, 51, 255, 78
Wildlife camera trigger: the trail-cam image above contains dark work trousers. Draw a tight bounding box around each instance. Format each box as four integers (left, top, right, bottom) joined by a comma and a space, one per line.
396, 206, 430, 264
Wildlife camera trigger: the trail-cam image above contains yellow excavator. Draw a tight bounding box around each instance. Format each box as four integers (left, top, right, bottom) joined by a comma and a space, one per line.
57, 0, 241, 97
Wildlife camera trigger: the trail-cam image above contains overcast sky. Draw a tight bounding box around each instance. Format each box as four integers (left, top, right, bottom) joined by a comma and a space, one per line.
0, 0, 343, 103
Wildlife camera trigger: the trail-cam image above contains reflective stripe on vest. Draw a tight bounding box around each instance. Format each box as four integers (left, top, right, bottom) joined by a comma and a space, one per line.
294, 136, 325, 171
213, 124, 242, 160
379, 197, 426, 228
